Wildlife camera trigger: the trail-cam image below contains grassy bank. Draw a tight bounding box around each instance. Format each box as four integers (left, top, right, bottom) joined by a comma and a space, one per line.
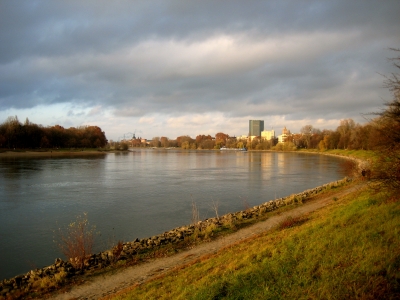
112, 183, 400, 299
297, 148, 376, 161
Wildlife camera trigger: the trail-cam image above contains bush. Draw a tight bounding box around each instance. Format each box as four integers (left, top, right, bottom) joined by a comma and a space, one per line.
55, 213, 96, 270
120, 142, 129, 150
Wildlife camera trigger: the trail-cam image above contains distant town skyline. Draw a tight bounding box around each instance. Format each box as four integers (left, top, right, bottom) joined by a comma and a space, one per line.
1, 1, 399, 140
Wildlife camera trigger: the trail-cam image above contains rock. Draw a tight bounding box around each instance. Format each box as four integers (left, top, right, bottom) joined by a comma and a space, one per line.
55, 258, 63, 264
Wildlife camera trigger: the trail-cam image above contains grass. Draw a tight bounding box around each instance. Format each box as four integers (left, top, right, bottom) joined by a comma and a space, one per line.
111, 184, 400, 299
298, 148, 376, 161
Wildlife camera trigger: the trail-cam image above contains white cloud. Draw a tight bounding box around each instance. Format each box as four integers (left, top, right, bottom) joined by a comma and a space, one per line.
88, 105, 103, 116
138, 116, 156, 125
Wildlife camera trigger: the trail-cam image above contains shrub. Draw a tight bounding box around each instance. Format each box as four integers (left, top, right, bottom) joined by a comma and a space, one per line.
120, 142, 129, 150
55, 213, 96, 270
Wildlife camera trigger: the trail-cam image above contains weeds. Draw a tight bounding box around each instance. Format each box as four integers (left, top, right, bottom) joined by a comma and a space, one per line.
32, 270, 67, 291
277, 215, 309, 230
191, 200, 200, 227
210, 198, 220, 219
240, 196, 250, 210
222, 215, 237, 231
111, 240, 124, 263
53, 270, 67, 285
203, 223, 217, 239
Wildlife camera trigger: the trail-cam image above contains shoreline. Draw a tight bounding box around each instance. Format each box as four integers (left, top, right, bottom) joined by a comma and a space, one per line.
47, 178, 362, 300
0, 150, 115, 157
0, 150, 364, 293
0, 177, 355, 297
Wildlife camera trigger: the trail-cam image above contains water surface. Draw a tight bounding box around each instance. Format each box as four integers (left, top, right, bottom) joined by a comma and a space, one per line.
0, 150, 348, 279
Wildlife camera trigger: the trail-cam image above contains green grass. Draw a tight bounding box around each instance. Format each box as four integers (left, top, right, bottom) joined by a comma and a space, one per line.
323, 149, 376, 160
113, 185, 400, 299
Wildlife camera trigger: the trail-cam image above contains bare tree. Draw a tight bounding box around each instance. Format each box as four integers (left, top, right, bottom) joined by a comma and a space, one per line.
210, 199, 219, 220
370, 49, 400, 192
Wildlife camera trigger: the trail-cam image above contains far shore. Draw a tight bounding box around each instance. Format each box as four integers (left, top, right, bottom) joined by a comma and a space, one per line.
0, 149, 113, 157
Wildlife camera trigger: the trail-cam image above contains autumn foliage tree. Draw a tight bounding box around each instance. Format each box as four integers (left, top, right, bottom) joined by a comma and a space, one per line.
176, 135, 195, 149
195, 134, 214, 149
369, 49, 400, 191
160, 136, 169, 147
0, 117, 108, 149
215, 132, 229, 148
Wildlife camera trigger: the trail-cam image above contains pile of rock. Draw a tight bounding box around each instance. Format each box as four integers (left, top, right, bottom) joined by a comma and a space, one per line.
0, 177, 351, 299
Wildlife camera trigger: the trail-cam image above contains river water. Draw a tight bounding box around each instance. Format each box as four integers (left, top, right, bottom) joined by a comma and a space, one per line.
0, 150, 348, 280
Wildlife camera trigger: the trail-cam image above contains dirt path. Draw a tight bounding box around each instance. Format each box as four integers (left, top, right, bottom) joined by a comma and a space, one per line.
48, 182, 364, 300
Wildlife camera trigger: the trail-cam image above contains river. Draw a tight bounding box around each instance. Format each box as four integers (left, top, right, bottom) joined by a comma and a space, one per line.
0, 149, 348, 280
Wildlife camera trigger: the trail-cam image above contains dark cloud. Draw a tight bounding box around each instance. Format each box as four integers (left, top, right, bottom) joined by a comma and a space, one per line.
0, 0, 399, 138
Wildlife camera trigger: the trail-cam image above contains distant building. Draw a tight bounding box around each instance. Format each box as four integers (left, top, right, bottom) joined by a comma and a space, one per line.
261, 129, 275, 140
278, 126, 291, 143
141, 138, 150, 145
237, 135, 248, 140
249, 120, 264, 138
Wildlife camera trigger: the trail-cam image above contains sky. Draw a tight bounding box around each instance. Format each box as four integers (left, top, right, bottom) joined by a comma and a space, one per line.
1, 1, 399, 141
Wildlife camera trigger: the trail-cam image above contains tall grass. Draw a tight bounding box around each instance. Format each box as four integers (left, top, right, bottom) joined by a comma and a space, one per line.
112, 186, 400, 299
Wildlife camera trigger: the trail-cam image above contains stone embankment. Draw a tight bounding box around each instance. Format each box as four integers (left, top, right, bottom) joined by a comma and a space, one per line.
0, 177, 352, 299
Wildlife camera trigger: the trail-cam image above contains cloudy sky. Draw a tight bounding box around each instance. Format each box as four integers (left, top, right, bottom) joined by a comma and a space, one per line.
1, 1, 399, 141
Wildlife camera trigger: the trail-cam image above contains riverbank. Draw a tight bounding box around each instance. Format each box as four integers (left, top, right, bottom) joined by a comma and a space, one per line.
111, 180, 399, 300
52, 180, 383, 299
0, 151, 378, 298
0, 149, 117, 157
0, 177, 354, 299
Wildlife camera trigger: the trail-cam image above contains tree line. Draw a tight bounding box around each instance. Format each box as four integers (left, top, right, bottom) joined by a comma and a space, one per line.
126, 117, 386, 152
0, 117, 108, 149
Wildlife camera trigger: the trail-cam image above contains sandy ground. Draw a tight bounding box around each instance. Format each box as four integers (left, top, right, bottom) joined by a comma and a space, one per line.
45, 182, 364, 300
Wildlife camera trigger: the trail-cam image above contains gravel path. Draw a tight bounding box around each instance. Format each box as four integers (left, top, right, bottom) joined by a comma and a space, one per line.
48, 182, 364, 300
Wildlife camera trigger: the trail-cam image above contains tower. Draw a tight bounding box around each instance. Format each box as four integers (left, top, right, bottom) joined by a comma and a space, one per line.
249, 120, 264, 137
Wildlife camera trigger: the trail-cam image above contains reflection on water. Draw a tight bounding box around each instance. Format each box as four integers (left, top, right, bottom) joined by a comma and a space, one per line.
0, 150, 348, 280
